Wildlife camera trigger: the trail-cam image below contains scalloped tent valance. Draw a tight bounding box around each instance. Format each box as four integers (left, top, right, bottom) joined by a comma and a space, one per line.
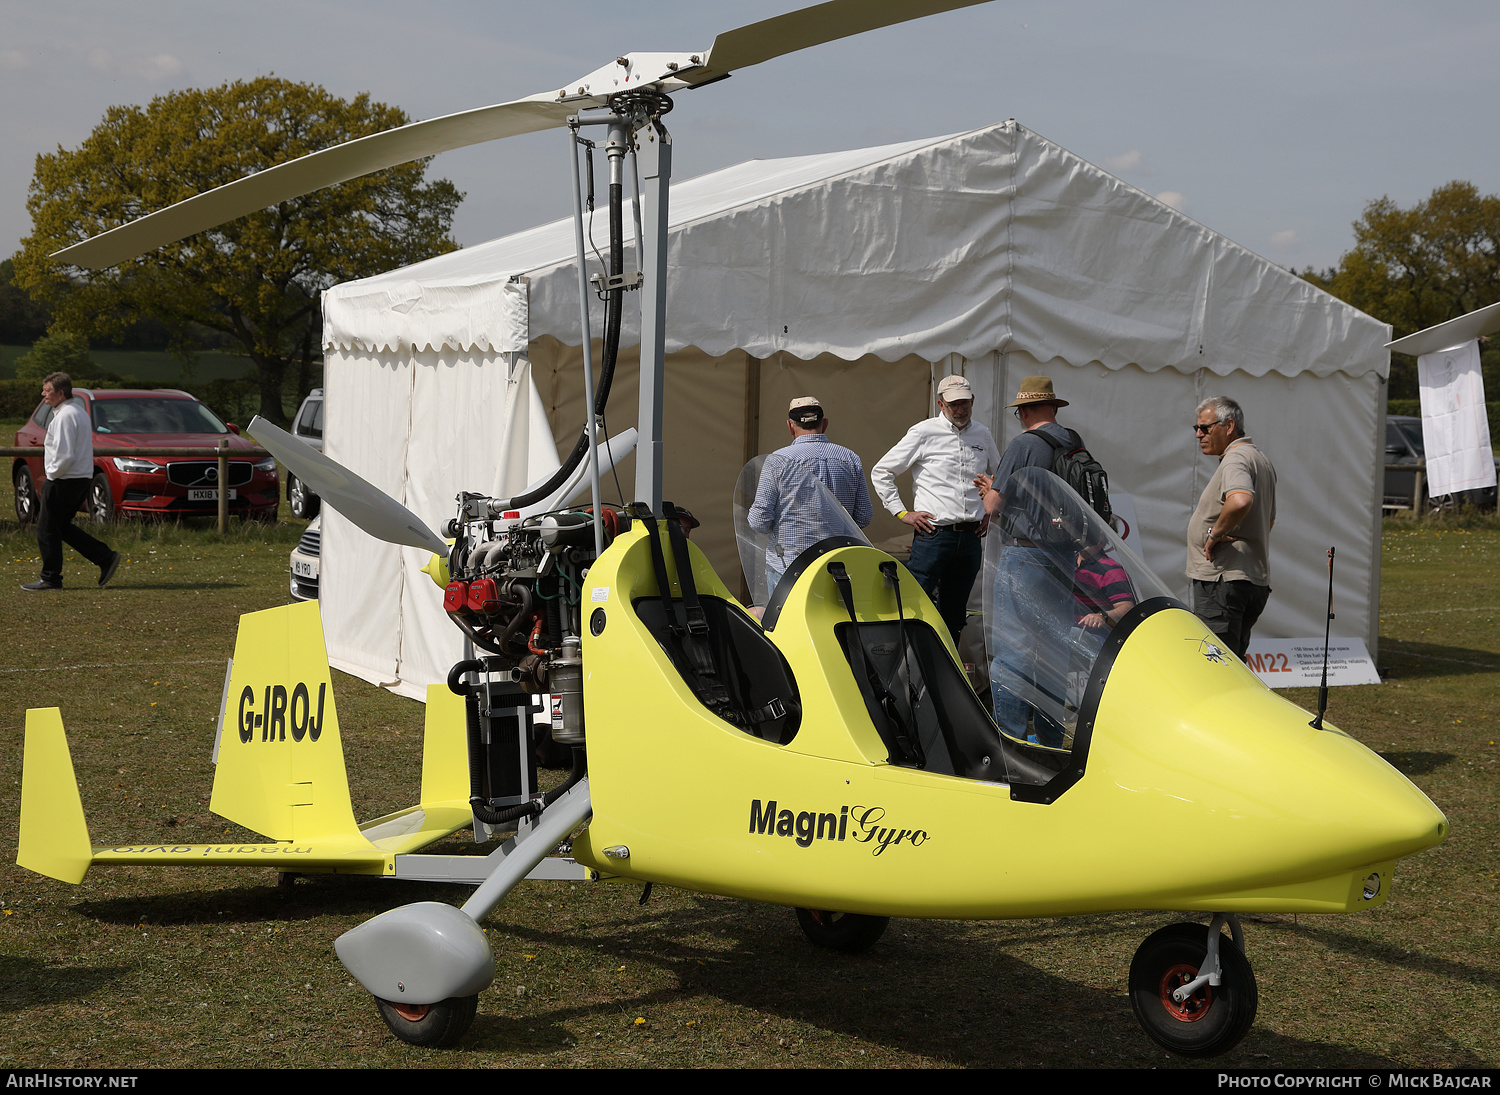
323, 121, 1388, 382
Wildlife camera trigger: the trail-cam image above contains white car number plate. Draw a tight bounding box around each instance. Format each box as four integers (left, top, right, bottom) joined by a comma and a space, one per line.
292, 559, 318, 579
189, 488, 236, 501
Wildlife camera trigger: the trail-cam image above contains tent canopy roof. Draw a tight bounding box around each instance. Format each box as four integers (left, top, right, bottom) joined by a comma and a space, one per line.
324, 121, 1389, 380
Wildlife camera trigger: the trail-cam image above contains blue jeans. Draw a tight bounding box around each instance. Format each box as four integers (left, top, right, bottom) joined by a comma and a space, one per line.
906, 526, 982, 641
989, 546, 1071, 747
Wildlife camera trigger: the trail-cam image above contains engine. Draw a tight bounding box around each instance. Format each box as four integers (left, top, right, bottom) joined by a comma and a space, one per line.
438, 493, 624, 833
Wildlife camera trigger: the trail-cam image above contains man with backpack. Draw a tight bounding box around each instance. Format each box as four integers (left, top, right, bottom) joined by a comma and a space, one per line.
976, 376, 1105, 747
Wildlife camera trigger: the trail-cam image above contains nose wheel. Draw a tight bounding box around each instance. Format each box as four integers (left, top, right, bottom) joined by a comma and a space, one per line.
793, 907, 890, 953
1128, 918, 1257, 1057
375, 994, 478, 1047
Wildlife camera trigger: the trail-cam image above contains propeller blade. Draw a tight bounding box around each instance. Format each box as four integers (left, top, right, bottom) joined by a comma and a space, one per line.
53, 96, 572, 270
246, 416, 447, 554
702, 0, 992, 77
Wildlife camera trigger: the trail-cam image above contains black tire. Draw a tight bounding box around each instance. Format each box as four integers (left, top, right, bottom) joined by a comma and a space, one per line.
374, 994, 478, 1047
1129, 922, 1257, 1058
88, 472, 115, 523
13, 465, 38, 524
794, 907, 890, 954
287, 473, 319, 520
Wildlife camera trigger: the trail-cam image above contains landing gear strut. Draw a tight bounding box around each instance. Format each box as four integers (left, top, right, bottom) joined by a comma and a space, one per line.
1128, 915, 1258, 1057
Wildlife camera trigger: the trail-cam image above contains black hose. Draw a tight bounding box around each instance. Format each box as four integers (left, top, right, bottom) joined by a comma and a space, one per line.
448, 659, 484, 696
497, 584, 536, 657
495, 164, 626, 510
542, 747, 587, 806
475, 747, 587, 826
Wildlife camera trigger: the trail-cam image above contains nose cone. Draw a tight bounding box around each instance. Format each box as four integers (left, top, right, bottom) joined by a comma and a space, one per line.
1088, 609, 1447, 909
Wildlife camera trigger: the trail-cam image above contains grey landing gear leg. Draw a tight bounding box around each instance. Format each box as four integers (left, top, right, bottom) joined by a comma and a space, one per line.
334, 778, 592, 1046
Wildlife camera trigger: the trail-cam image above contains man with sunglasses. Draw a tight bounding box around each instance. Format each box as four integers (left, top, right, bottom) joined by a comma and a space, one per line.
1186, 395, 1276, 658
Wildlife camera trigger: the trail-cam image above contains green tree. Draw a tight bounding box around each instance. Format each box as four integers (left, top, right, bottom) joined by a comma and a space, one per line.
14, 77, 462, 422
1304, 182, 1499, 399
0, 258, 52, 348
13, 329, 96, 384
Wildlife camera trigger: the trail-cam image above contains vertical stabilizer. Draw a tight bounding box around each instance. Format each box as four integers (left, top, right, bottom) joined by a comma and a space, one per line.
210, 600, 361, 842
18, 708, 94, 884
421, 683, 471, 807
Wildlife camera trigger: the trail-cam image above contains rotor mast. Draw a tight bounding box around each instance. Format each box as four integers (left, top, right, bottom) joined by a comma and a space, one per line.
571, 92, 672, 513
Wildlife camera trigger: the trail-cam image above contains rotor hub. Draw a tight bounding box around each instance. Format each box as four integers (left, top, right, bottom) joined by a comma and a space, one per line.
607, 88, 673, 123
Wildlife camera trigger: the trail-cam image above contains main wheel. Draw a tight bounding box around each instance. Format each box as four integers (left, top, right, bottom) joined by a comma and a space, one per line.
88, 472, 115, 523
1129, 922, 1257, 1058
287, 473, 319, 519
13, 465, 38, 524
374, 994, 478, 1047
794, 907, 890, 954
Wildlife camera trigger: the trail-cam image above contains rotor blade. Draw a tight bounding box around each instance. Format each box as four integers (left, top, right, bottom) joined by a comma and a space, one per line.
246, 416, 446, 555
1386, 301, 1500, 357
53, 96, 572, 270
702, 0, 993, 77
54, 0, 995, 270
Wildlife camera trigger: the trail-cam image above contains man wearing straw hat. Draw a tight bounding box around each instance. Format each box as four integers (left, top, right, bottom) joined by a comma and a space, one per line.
976, 376, 1081, 746
872, 374, 1001, 641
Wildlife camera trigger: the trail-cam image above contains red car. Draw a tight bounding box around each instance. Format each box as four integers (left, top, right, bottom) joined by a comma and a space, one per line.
11, 388, 279, 523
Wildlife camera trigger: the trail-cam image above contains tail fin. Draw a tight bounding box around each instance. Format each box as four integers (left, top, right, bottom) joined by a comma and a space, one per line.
210, 600, 361, 843
18, 708, 94, 884
421, 683, 470, 807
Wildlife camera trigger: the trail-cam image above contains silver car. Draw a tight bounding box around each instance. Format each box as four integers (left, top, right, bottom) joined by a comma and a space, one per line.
289, 513, 320, 601
287, 388, 323, 519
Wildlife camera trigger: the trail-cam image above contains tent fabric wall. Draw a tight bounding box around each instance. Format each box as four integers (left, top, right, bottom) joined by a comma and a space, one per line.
977, 352, 1383, 649
323, 347, 558, 698
525, 338, 933, 589
320, 120, 1390, 698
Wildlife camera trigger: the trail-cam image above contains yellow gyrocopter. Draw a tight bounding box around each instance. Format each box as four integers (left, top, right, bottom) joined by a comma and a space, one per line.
17, 0, 1446, 1058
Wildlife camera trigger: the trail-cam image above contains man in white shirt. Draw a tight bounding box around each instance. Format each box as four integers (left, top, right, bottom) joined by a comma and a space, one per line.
872, 374, 1001, 640
23, 373, 120, 591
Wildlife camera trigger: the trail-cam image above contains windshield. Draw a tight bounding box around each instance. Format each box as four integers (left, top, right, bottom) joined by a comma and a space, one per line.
733, 454, 871, 607
92, 397, 229, 435
980, 467, 1175, 761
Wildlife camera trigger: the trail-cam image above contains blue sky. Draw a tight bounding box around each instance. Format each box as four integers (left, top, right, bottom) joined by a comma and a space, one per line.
3, 0, 1497, 275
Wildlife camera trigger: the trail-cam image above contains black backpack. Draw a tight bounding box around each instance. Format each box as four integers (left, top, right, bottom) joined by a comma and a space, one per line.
1037, 427, 1113, 526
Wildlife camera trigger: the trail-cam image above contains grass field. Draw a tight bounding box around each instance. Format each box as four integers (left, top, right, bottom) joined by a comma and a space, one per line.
0, 495, 1495, 1069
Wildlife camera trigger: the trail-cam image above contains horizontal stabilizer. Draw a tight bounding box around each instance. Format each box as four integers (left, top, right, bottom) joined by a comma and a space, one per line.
19, 604, 473, 884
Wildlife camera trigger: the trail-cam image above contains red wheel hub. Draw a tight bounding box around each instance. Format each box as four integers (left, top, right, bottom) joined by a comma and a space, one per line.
390, 1002, 431, 1022
1158, 963, 1213, 1022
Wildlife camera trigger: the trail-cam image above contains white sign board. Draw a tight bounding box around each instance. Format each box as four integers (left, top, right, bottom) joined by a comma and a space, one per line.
1243, 636, 1380, 688
1418, 339, 1496, 497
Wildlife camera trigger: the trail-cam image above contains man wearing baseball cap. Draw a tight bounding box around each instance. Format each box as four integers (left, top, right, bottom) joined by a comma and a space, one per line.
871, 374, 1001, 641
746, 396, 872, 602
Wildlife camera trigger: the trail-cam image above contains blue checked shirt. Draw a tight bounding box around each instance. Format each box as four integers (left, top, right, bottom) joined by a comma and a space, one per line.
747, 435, 873, 571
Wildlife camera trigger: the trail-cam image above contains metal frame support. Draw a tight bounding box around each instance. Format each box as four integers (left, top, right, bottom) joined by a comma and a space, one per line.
568, 123, 606, 557
633, 117, 672, 510
461, 778, 593, 921
1171, 912, 1245, 1001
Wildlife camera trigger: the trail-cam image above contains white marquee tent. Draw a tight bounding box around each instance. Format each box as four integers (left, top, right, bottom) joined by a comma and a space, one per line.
320, 120, 1389, 700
